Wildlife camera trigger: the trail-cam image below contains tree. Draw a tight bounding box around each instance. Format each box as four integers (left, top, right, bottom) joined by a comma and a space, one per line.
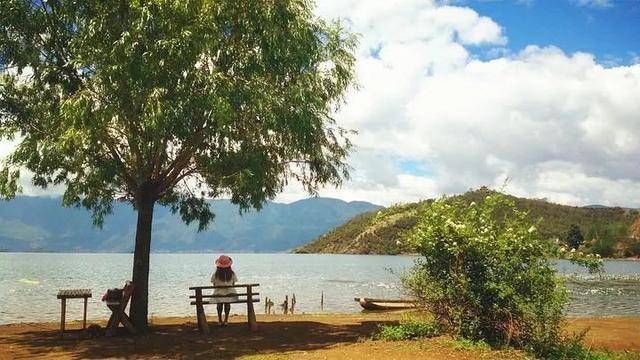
0, 0, 357, 329
565, 224, 584, 249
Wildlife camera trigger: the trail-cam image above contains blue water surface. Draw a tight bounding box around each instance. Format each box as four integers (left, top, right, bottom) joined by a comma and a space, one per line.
0, 253, 638, 324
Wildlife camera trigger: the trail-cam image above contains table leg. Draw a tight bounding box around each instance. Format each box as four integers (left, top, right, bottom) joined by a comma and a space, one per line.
83, 297, 88, 329
60, 298, 66, 338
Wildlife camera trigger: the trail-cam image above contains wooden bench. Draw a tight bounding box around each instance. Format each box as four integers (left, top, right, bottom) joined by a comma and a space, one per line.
189, 284, 260, 333
104, 281, 137, 337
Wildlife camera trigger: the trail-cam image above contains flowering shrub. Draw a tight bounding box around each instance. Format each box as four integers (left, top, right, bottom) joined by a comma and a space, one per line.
401, 192, 602, 355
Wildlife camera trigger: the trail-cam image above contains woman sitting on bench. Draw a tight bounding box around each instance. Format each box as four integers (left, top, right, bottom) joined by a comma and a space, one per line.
210, 255, 238, 326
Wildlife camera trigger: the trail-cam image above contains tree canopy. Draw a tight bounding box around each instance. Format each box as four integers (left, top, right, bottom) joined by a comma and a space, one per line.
0, 0, 357, 328
0, 0, 357, 225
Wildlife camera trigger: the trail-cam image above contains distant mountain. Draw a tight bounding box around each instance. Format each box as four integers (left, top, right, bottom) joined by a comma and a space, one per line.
0, 196, 381, 252
295, 188, 640, 257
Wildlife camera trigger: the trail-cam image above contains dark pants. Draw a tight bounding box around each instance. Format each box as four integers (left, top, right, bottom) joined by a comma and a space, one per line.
216, 303, 230, 324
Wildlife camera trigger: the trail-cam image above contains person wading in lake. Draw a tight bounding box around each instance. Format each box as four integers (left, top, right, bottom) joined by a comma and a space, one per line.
211, 255, 238, 326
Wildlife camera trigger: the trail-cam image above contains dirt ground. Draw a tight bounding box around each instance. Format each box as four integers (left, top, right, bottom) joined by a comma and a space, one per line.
0, 313, 638, 359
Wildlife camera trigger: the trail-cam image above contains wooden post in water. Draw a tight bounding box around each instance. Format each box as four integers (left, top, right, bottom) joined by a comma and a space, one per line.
282, 295, 289, 315
264, 297, 269, 314
320, 291, 324, 311
290, 294, 296, 314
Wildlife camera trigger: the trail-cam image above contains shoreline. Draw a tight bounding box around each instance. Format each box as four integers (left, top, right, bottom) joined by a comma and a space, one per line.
1, 313, 638, 359
3, 313, 640, 328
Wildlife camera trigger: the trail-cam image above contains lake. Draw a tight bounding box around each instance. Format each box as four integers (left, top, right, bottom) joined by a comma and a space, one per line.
1, 253, 639, 324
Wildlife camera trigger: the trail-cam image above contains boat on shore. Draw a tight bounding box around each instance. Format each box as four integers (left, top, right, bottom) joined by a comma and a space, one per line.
354, 297, 417, 310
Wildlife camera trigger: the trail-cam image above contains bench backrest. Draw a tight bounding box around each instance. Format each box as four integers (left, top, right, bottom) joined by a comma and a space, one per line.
104, 280, 134, 307
189, 283, 260, 305
122, 281, 134, 306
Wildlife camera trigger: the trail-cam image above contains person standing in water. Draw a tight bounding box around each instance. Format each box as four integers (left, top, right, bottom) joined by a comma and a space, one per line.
211, 255, 238, 326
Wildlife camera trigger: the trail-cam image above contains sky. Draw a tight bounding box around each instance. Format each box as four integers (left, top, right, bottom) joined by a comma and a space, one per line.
2, 0, 640, 208
274, 0, 640, 207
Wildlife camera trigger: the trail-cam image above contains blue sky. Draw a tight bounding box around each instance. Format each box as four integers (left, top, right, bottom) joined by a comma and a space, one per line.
465, 0, 640, 65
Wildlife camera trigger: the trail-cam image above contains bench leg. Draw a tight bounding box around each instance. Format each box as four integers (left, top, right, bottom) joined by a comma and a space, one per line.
105, 318, 117, 337
196, 304, 209, 334
247, 301, 258, 331
105, 306, 119, 337
195, 303, 202, 331
60, 298, 66, 338
120, 313, 137, 334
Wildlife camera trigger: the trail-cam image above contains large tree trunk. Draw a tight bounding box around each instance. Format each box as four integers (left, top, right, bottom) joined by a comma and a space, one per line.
130, 191, 155, 331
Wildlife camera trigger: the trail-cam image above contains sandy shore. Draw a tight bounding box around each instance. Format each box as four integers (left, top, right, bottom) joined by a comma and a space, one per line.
0, 313, 638, 359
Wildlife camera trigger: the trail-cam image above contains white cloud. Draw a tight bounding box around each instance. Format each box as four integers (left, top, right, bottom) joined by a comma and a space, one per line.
571, 0, 613, 8
0, 139, 16, 159
278, 0, 640, 207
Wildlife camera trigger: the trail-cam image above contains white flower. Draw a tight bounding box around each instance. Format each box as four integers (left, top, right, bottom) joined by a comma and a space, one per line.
528, 226, 536, 233
595, 254, 601, 258
570, 248, 576, 253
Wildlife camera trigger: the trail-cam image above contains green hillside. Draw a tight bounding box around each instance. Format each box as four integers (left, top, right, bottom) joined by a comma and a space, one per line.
295, 187, 640, 257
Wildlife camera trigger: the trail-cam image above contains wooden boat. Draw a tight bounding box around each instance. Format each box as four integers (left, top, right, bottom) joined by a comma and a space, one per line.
354, 297, 417, 310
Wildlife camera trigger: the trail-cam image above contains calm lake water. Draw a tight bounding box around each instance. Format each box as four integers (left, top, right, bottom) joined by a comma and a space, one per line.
0, 253, 639, 324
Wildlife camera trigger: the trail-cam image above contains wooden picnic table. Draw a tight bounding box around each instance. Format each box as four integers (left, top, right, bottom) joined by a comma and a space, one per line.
56, 289, 91, 338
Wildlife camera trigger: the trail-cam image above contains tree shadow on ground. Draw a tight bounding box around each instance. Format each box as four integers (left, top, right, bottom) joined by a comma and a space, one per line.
1, 318, 398, 359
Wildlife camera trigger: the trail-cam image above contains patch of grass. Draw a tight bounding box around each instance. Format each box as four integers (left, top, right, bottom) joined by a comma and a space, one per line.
449, 338, 491, 351
597, 351, 640, 360
525, 331, 640, 360
375, 317, 441, 341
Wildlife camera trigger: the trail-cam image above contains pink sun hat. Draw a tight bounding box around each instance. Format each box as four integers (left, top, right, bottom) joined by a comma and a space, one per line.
215, 255, 233, 268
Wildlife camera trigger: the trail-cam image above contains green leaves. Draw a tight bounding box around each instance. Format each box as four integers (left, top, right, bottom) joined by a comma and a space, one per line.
0, 0, 357, 230
0, 167, 20, 198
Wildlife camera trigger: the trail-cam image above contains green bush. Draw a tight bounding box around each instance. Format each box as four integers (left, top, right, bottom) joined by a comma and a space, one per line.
586, 222, 628, 257
590, 237, 616, 258
401, 192, 602, 356
566, 224, 585, 249
376, 318, 441, 341
624, 241, 640, 257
